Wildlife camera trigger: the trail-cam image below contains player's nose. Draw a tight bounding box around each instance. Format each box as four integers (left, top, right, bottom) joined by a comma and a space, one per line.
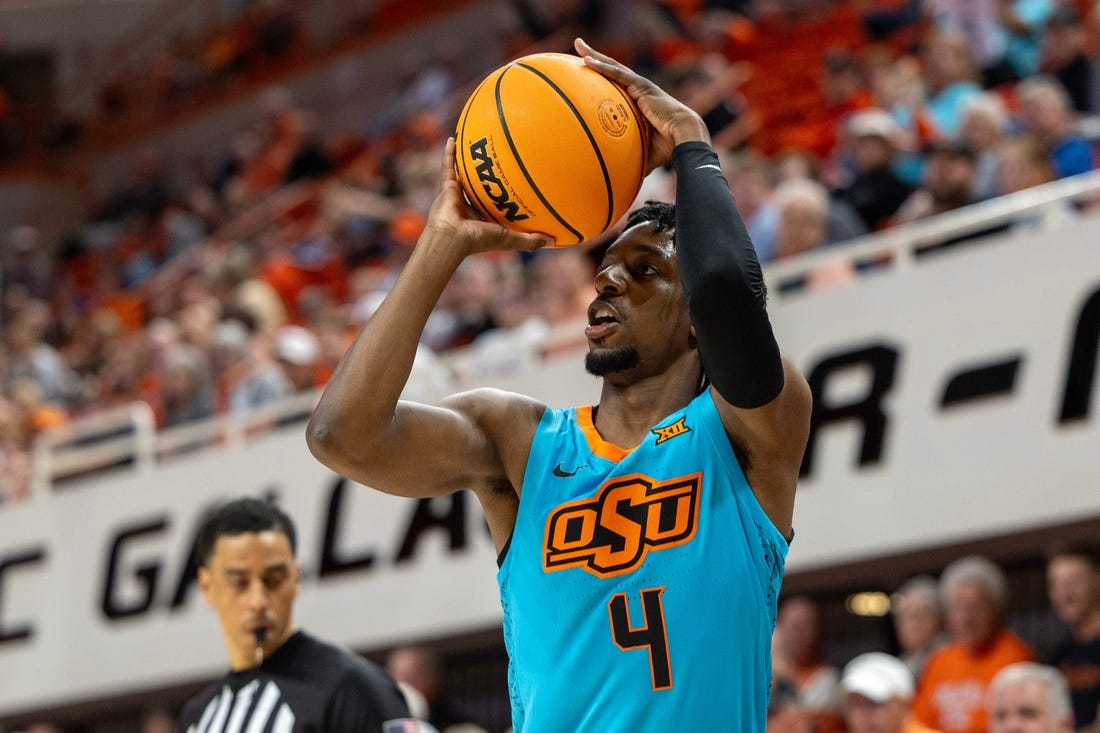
594, 263, 625, 296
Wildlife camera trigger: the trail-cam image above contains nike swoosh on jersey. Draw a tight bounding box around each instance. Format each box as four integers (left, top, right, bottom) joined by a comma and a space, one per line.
553, 463, 585, 478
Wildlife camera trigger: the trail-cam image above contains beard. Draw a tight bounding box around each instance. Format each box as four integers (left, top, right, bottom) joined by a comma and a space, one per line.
585, 346, 641, 376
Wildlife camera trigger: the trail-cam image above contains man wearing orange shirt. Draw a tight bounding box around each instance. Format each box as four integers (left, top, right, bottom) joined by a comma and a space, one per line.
912, 556, 1035, 733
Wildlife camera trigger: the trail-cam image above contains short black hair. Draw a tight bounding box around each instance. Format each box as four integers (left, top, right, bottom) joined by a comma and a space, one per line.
625, 200, 676, 243
194, 497, 297, 567
1046, 540, 1100, 568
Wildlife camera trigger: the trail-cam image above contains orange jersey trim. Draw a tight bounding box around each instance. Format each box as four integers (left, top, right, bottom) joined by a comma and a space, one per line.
577, 405, 634, 463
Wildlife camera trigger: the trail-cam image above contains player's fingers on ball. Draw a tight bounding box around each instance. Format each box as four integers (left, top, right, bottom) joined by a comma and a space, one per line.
576, 39, 642, 84
441, 137, 457, 184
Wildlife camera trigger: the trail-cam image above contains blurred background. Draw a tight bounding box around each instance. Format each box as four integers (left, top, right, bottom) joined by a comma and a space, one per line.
0, 0, 1098, 732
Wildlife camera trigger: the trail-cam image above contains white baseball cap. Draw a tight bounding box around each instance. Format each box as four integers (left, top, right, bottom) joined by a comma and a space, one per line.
841, 652, 915, 702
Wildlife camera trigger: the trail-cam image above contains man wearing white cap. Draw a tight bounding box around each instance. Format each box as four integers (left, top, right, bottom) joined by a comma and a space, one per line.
843, 652, 943, 733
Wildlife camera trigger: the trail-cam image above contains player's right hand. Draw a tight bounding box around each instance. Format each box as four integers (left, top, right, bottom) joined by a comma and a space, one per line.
425, 137, 554, 255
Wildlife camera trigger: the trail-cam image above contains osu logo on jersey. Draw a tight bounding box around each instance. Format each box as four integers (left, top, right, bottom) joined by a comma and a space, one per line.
543, 472, 701, 577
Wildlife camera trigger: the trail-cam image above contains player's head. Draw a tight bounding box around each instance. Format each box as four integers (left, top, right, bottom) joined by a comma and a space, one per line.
584, 201, 697, 382
195, 497, 301, 670
988, 663, 1073, 733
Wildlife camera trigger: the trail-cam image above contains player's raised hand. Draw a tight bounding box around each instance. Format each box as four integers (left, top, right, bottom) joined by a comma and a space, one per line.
575, 37, 710, 170
427, 137, 553, 254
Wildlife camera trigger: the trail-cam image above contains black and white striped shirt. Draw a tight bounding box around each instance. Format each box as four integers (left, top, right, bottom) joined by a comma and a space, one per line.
178, 631, 409, 733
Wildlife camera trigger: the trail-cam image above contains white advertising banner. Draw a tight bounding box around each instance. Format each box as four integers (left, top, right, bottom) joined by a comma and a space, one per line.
0, 432, 502, 717
0, 220, 1098, 716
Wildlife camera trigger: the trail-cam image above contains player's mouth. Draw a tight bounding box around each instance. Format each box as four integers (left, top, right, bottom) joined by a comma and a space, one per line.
586, 306, 621, 339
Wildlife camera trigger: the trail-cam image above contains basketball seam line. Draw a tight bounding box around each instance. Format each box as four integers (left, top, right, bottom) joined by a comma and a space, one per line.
488, 63, 586, 241
516, 61, 615, 234
458, 77, 501, 224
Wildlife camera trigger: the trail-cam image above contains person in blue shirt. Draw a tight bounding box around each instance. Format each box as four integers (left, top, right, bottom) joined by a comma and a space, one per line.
307, 38, 812, 732
1017, 76, 1096, 179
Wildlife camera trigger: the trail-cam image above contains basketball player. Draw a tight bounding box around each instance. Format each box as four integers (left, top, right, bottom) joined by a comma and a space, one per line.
307, 38, 812, 731
177, 498, 410, 733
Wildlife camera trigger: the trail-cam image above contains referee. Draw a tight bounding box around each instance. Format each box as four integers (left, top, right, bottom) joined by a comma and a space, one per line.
177, 497, 410, 733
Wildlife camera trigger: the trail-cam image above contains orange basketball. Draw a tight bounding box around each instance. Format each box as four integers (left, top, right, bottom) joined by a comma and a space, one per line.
455, 53, 649, 247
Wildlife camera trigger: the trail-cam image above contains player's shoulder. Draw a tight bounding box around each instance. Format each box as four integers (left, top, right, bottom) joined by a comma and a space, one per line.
440, 387, 547, 431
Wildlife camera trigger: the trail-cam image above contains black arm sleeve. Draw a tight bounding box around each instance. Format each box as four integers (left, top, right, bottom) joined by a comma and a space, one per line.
672, 141, 784, 408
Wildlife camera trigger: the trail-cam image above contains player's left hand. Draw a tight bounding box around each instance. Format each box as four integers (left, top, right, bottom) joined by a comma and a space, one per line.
575, 37, 710, 171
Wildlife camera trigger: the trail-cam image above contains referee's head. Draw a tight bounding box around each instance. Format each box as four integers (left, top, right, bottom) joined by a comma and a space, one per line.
195, 497, 301, 670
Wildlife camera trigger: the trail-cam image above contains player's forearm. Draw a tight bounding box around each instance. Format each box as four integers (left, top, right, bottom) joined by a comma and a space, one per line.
672, 141, 784, 408
307, 227, 465, 466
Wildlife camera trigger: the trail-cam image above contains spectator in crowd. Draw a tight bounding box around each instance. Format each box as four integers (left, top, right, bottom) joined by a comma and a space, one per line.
774, 178, 832, 260
4, 302, 78, 408
386, 645, 472, 732
1016, 76, 1096, 179
801, 48, 876, 159
833, 108, 915, 230
925, 0, 1053, 86
895, 140, 979, 225
180, 497, 410, 732
920, 30, 984, 139
960, 93, 1012, 200
841, 651, 942, 733
992, 135, 1080, 232
212, 318, 292, 416
1046, 542, 1100, 730
1041, 6, 1099, 114
776, 595, 846, 733
996, 135, 1056, 195
724, 149, 779, 261
160, 341, 215, 428
772, 177, 859, 292
274, 325, 325, 393
912, 555, 1035, 733
770, 628, 814, 733
893, 575, 950, 682
987, 662, 1075, 733
524, 248, 594, 326
139, 708, 175, 733
0, 397, 31, 504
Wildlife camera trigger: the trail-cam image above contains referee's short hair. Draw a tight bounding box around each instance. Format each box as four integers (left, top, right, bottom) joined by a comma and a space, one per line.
194, 497, 297, 567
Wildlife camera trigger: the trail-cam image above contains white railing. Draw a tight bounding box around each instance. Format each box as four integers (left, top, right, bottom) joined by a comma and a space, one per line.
22, 170, 1100, 497
765, 169, 1100, 289
28, 391, 321, 499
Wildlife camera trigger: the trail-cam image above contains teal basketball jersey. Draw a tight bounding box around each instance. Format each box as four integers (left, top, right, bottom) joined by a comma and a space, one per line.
497, 390, 789, 732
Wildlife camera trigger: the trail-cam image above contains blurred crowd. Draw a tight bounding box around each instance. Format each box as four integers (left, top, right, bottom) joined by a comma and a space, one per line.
4, 0, 1100, 505
767, 543, 1100, 733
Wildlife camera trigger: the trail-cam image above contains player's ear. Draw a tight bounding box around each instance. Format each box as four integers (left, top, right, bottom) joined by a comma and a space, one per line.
688, 323, 697, 349
198, 566, 214, 604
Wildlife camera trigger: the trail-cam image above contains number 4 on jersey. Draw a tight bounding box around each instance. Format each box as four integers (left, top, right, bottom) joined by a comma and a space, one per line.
608, 587, 672, 690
